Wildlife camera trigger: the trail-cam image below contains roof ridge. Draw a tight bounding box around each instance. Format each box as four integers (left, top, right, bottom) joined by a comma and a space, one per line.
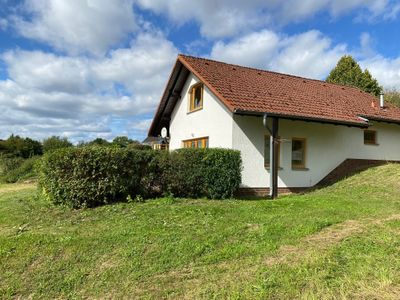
178, 53, 371, 94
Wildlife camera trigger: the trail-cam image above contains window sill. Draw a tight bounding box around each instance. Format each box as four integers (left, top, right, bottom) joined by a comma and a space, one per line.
364, 143, 379, 146
187, 107, 203, 114
265, 167, 283, 170
292, 167, 309, 171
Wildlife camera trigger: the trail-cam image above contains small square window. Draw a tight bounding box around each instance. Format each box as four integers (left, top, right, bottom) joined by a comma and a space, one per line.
364, 130, 377, 145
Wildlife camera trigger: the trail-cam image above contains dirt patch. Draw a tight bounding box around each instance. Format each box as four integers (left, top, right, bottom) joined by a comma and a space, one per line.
265, 214, 400, 267
0, 183, 36, 195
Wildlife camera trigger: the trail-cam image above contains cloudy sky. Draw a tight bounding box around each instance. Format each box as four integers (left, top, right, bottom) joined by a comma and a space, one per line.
1, 0, 400, 142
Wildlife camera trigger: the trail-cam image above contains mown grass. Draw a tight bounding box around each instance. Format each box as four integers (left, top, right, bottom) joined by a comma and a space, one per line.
1, 164, 400, 299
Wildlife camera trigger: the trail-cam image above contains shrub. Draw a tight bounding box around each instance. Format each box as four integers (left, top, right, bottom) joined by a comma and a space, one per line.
0, 156, 40, 183
163, 148, 242, 199
43, 136, 73, 153
202, 148, 242, 199
38, 147, 242, 208
38, 147, 155, 208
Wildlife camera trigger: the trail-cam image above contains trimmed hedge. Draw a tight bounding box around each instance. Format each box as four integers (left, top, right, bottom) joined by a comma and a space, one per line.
38, 147, 242, 208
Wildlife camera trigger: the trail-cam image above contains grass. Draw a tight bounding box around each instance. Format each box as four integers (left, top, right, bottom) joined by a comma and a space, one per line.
0, 164, 400, 299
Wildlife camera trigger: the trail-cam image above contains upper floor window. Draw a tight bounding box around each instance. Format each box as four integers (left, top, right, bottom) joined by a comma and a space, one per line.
292, 138, 306, 169
364, 130, 377, 145
189, 83, 203, 112
183, 137, 209, 149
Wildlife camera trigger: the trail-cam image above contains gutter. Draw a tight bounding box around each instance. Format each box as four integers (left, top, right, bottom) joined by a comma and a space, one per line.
233, 109, 369, 128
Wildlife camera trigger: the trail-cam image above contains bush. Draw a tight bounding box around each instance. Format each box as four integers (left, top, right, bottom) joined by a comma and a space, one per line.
38, 147, 242, 208
43, 136, 73, 153
0, 156, 40, 183
38, 147, 155, 208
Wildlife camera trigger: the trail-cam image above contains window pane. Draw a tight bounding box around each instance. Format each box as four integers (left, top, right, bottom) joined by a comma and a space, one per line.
364, 131, 376, 144
292, 139, 305, 167
198, 139, 203, 148
194, 86, 202, 108
264, 136, 270, 166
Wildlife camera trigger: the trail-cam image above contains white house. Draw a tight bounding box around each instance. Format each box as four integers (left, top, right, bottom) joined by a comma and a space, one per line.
148, 55, 400, 196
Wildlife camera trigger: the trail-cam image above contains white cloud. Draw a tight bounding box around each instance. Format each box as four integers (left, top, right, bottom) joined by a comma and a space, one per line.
137, 0, 392, 38
270, 31, 346, 79
0, 31, 178, 141
211, 30, 280, 67
361, 56, 400, 90
211, 30, 346, 79
12, 0, 137, 55
0, 18, 8, 31
384, 2, 400, 20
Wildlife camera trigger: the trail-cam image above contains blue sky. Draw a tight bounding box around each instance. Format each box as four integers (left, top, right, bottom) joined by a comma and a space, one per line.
0, 0, 399, 142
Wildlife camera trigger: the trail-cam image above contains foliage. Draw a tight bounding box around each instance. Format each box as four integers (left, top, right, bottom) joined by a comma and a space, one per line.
202, 148, 242, 199
326, 55, 382, 96
83, 138, 110, 147
0, 156, 39, 183
384, 88, 400, 107
38, 146, 150, 208
38, 147, 242, 207
0, 135, 43, 158
42, 136, 73, 153
1, 164, 400, 298
164, 148, 242, 199
111, 136, 141, 148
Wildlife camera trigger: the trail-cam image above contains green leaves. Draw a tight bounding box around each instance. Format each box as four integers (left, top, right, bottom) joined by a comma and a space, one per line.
38, 147, 242, 208
326, 55, 382, 96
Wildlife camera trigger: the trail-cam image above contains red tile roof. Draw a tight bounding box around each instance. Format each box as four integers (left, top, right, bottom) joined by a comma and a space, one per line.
149, 55, 400, 135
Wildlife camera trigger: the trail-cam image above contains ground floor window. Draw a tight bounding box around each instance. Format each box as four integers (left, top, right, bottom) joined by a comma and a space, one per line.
364, 130, 377, 145
182, 137, 209, 148
264, 135, 280, 168
292, 138, 306, 169
153, 144, 169, 151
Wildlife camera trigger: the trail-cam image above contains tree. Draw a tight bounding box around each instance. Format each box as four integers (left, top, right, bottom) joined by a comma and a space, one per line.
86, 138, 110, 146
0, 135, 42, 158
384, 88, 400, 108
326, 55, 382, 96
112, 136, 132, 148
43, 136, 73, 153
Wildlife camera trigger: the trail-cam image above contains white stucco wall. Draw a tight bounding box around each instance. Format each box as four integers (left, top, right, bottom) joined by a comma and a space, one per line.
169, 73, 233, 150
168, 71, 400, 188
232, 115, 400, 188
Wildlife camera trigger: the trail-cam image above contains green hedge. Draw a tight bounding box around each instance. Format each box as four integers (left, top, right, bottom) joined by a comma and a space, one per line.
0, 156, 40, 183
38, 147, 242, 208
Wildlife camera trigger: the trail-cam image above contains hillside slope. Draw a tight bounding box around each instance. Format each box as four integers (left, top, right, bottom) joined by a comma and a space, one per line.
1, 164, 400, 299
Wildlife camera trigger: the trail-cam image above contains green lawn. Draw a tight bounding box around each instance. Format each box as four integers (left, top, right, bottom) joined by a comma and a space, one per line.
1, 165, 400, 299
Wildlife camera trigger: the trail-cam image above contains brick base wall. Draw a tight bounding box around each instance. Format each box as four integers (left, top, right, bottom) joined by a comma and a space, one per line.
236, 187, 309, 197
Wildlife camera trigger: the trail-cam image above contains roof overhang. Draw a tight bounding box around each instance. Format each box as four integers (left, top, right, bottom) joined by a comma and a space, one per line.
148, 59, 190, 137
233, 109, 369, 128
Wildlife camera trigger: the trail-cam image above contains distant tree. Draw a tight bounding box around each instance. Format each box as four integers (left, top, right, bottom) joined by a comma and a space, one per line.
43, 136, 73, 153
326, 55, 382, 96
87, 138, 110, 146
112, 136, 132, 148
384, 89, 400, 108
112, 136, 141, 148
0, 135, 42, 158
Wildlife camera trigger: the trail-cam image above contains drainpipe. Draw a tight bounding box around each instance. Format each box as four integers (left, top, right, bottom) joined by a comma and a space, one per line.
263, 114, 279, 199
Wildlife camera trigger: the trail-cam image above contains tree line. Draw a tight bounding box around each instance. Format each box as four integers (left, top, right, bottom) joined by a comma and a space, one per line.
0, 135, 148, 159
